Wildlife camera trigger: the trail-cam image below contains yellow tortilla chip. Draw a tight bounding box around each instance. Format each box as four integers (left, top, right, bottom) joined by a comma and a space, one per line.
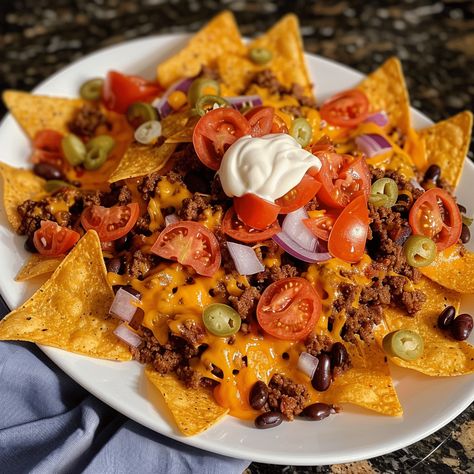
3, 90, 84, 139
0, 231, 131, 361
420, 245, 474, 294
157, 11, 245, 88
378, 277, 473, 376
419, 111, 473, 188
145, 367, 228, 436
217, 55, 256, 95
358, 57, 411, 134
15, 254, 63, 281
0, 162, 46, 231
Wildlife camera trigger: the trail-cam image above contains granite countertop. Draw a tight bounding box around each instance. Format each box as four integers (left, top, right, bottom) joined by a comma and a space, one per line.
0, 0, 473, 472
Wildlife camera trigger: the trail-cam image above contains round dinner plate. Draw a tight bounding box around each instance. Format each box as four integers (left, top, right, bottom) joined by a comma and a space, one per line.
0, 34, 473, 466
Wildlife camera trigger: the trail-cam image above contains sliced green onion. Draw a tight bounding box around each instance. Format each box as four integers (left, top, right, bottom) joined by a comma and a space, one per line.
403, 235, 436, 267
290, 118, 312, 147
195, 95, 229, 116
79, 78, 104, 101
187, 78, 220, 107
203, 304, 241, 337
126, 102, 158, 129
134, 120, 162, 145
369, 178, 398, 208
249, 47, 273, 65
61, 134, 86, 166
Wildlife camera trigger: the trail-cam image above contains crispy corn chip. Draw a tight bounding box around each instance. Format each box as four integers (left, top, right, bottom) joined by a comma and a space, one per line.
378, 277, 473, 376
157, 11, 245, 88
217, 55, 256, 95
0, 231, 131, 361
145, 367, 228, 436
3, 90, 84, 139
15, 254, 63, 281
419, 111, 473, 188
0, 162, 46, 231
358, 57, 411, 134
420, 245, 474, 294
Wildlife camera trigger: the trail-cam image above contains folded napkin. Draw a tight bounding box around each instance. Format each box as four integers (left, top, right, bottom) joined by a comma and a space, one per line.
0, 340, 250, 474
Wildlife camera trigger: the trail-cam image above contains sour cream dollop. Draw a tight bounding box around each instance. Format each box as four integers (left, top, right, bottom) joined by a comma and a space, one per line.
218, 134, 321, 202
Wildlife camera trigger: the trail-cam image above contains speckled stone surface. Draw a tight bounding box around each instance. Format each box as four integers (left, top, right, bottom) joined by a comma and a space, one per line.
0, 1, 473, 472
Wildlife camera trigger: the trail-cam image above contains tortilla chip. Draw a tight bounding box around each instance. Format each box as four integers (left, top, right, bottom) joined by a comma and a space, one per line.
15, 254, 63, 281
420, 244, 474, 294
3, 90, 84, 139
378, 277, 473, 376
358, 57, 411, 134
145, 367, 228, 436
217, 55, 256, 96
157, 11, 245, 88
0, 162, 46, 231
0, 231, 131, 361
419, 111, 473, 188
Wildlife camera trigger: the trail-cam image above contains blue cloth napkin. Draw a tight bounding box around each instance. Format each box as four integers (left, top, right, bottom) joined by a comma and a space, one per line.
0, 338, 251, 473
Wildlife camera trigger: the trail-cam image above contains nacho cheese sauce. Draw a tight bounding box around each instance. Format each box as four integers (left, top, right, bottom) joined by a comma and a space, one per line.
218, 133, 321, 202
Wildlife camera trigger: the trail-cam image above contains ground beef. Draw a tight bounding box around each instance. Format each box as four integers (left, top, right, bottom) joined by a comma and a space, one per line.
229, 286, 261, 322
123, 250, 160, 279
280, 105, 302, 118
265, 374, 309, 421
178, 319, 205, 346
68, 103, 108, 137
178, 193, 212, 221
81, 190, 103, 208
304, 334, 333, 357
170, 144, 205, 176
17, 199, 54, 236
214, 228, 235, 272
255, 264, 300, 285
137, 172, 161, 202
344, 304, 383, 343
285, 83, 317, 108
101, 183, 132, 206
199, 65, 220, 82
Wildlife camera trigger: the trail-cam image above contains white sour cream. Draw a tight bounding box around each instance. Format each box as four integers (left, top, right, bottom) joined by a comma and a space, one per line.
218, 134, 321, 202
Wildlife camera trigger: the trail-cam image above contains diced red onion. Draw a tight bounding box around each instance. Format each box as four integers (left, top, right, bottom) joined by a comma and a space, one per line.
364, 111, 389, 127
282, 208, 317, 250
297, 352, 319, 379
355, 134, 392, 158
273, 232, 332, 263
109, 288, 140, 323
164, 213, 179, 227
409, 178, 425, 192
114, 322, 142, 348
227, 241, 265, 275
153, 77, 194, 119
225, 95, 263, 110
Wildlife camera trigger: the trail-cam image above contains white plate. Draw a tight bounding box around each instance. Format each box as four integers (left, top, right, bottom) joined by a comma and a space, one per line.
0, 34, 473, 466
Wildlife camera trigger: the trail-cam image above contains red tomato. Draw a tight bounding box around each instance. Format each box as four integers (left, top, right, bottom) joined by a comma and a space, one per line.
222, 207, 281, 243
275, 174, 322, 214
244, 106, 274, 137
150, 221, 221, 277
256, 277, 321, 341
102, 71, 161, 114
314, 152, 371, 208
193, 108, 251, 170
233, 194, 281, 230
271, 114, 289, 134
33, 220, 80, 256
409, 188, 462, 251
328, 194, 369, 263
320, 89, 370, 128
81, 203, 140, 242
31, 130, 64, 167
303, 211, 339, 241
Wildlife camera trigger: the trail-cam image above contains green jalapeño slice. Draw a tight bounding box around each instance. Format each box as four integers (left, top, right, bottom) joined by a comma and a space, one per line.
203, 303, 242, 337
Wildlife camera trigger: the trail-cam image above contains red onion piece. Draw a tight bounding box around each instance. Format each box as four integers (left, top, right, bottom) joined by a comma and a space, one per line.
227, 241, 265, 275
164, 213, 179, 227
109, 288, 140, 323
114, 322, 142, 348
282, 208, 317, 250
297, 352, 319, 379
154, 77, 194, 119
409, 178, 424, 192
355, 134, 392, 158
225, 95, 263, 110
273, 232, 332, 263
364, 111, 389, 127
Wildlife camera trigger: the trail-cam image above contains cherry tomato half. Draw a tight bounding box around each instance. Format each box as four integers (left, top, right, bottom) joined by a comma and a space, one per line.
244, 106, 274, 137
222, 207, 281, 243
33, 220, 80, 256
275, 174, 322, 214
150, 221, 221, 277
303, 211, 339, 241
193, 108, 251, 170
233, 194, 281, 230
320, 89, 370, 128
256, 277, 321, 341
408, 187, 462, 251
328, 194, 369, 263
81, 203, 140, 242
271, 114, 289, 134
31, 130, 64, 167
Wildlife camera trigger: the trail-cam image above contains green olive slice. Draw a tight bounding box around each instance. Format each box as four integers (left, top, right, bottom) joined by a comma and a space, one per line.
369, 178, 398, 208
61, 134, 86, 166
126, 102, 158, 129
249, 47, 273, 65
403, 235, 436, 267
203, 303, 242, 337
79, 78, 104, 101
382, 329, 424, 361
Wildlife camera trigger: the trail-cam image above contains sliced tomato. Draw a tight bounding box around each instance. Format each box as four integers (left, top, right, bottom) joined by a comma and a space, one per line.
320, 89, 370, 128
244, 106, 274, 137
31, 130, 64, 166
33, 220, 80, 256
328, 194, 369, 263
193, 108, 251, 170
256, 277, 321, 341
81, 203, 140, 242
102, 71, 161, 114
313, 152, 371, 208
271, 114, 289, 134
409, 187, 462, 251
222, 207, 280, 243
233, 194, 281, 230
303, 211, 339, 241
275, 174, 322, 214
150, 221, 221, 277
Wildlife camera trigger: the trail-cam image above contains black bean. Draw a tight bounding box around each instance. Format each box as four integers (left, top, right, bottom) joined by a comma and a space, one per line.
254, 411, 283, 429
106, 257, 122, 274
312, 353, 331, 391
457, 204, 467, 214
302, 403, 335, 421
460, 224, 470, 244
437, 305, 456, 330
121, 285, 141, 299
33, 163, 65, 180
249, 380, 269, 410
183, 172, 212, 194
330, 342, 348, 369
450, 314, 473, 341
115, 233, 131, 252
423, 164, 441, 183
397, 194, 411, 204
24, 235, 38, 253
